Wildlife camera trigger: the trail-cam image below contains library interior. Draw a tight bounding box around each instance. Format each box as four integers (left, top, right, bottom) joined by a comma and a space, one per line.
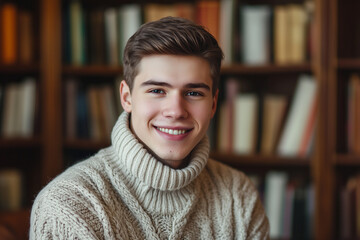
0, 0, 358, 239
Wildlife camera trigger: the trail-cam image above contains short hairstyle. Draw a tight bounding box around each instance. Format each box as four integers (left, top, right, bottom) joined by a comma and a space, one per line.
123, 16, 224, 96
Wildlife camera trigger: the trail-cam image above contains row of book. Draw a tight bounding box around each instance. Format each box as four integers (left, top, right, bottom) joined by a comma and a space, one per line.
0, 3, 35, 65
63, 0, 314, 66
240, 3, 314, 65
217, 75, 317, 157
347, 74, 360, 155
0, 78, 37, 138
0, 169, 23, 211
340, 174, 360, 239
64, 78, 122, 141
63, 0, 217, 66
250, 171, 314, 239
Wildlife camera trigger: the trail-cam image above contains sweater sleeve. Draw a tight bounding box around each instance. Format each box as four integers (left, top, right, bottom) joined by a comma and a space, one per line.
29, 173, 101, 240
29, 182, 101, 240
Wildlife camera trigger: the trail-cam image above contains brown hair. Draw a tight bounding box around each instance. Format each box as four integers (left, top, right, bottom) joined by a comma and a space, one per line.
123, 16, 223, 96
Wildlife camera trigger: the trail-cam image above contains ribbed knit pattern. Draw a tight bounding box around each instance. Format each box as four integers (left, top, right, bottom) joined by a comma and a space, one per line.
30, 112, 269, 240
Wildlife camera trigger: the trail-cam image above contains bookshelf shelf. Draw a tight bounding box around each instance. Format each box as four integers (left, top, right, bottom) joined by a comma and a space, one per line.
0, 137, 42, 148
62, 65, 123, 76
0, 64, 39, 74
64, 139, 111, 150
337, 59, 360, 70
221, 63, 313, 75
335, 154, 360, 166
210, 152, 310, 168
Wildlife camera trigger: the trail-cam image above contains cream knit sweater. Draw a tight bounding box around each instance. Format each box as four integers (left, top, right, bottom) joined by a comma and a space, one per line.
30, 112, 269, 239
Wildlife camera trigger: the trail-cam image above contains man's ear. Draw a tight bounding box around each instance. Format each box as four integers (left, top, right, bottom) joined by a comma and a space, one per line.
120, 80, 132, 113
211, 89, 219, 118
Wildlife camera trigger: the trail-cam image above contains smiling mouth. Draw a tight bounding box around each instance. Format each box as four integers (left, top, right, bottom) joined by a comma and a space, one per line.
156, 127, 190, 135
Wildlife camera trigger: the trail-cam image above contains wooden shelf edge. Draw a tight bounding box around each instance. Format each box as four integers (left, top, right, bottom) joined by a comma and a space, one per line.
210, 152, 311, 168
62, 65, 123, 76
64, 139, 111, 150
0, 137, 42, 148
337, 59, 360, 69
335, 154, 360, 166
221, 63, 313, 75
0, 64, 40, 74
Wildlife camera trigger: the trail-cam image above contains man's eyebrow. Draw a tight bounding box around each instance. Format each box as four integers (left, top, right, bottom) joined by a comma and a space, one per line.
185, 83, 211, 91
140, 80, 211, 91
140, 80, 172, 87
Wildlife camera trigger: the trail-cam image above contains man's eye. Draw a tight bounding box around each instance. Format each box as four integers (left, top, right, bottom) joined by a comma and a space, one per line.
186, 91, 203, 96
150, 89, 165, 94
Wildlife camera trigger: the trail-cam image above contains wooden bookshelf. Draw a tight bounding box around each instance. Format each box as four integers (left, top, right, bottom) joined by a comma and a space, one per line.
62, 65, 123, 76
0, 0, 352, 239
221, 63, 313, 75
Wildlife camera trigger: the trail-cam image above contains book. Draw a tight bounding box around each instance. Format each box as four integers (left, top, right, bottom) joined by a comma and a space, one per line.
226, 78, 239, 152
144, 4, 177, 23
104, 8, 119, 65
196, 1, 220, 42
288, 5, 307, 64
291, 184, 308, 239
2, 83, 20, 137
0, 169, 23, 211
277, 75, 317, 156
69, 0, 86, 65
273, 5, 288, 65
347, 74, 360, 154
87, 86, 103, 140
219, 0, 236, 64
65, 79, 78, 139
217, 102, 230, 152
118, 4, 142, 63
240, 5, 271, 65
274, 4, 308, 64
260, 94, 288, 155
76, 86, 90, 138
282, 182, 295, 238
174, 3, 195, 21
264, 171, 288, 239
88, 9, 106, 65
17, 78, 37, 137
100, 85, 118, 139
18, 10, 34, 64
233, 93, 258, 154
0, 3, 18, 64
298, 92, 317, 156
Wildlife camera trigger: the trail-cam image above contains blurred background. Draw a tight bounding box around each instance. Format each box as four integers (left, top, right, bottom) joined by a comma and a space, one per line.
0, 0, 359, 239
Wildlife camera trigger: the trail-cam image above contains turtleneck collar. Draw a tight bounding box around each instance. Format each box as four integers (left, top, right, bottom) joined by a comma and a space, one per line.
111, 111, 210, 192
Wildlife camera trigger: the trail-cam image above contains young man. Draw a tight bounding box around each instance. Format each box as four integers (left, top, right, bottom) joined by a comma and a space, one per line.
30, 17, 269, 239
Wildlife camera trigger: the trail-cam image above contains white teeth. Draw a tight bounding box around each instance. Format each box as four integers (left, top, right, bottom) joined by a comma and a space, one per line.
158, 127, 186, 135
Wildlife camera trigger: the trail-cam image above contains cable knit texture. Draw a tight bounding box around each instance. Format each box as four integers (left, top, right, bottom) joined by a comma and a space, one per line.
30, 112, 269, 240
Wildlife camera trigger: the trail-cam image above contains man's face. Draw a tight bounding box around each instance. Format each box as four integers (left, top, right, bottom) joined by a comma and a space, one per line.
120, 55, 218, 169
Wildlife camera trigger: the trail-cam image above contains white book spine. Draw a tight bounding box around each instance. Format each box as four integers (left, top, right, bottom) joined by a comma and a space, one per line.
277, 75, 317, 156
18, 78, 36, 137
119, 5, 141, 62
241, 6, 271, 65
233, 94, 258, 154
264, 171, 288, 239
105, 8, 119, 65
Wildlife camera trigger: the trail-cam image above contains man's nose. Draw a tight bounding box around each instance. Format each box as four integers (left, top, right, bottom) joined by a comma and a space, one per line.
162, 93, 188, 119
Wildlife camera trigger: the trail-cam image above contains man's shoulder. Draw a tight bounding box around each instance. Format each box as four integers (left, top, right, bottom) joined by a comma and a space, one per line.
33, 147, 115, 207
205, 158, 256, 193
